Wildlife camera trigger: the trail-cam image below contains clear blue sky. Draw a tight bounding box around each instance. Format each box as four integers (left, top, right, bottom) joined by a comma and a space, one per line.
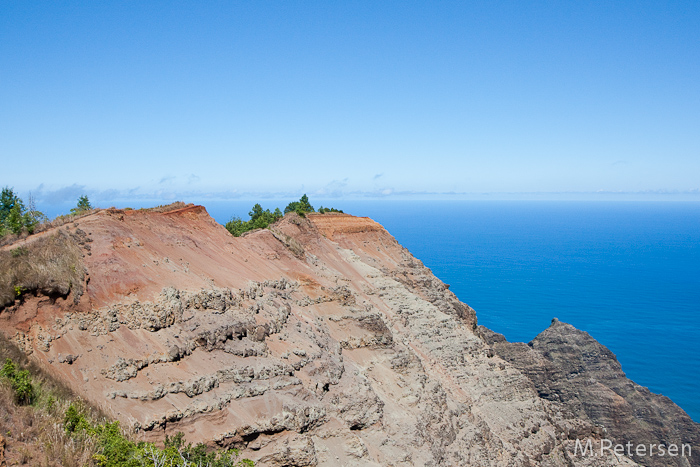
1, 1, 699, 210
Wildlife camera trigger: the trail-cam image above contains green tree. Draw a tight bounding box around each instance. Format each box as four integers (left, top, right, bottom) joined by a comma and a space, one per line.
0, 187, 20, 223
284, 194, 315, 216
7, 203, 25, 235
249, 203, 264, 224
226, 203, 284, 237
1, 187, 25, 234
71, 195, 92, 214
225, 217, 248, 237
0, 188, 45, 235
299, 194, 313, 212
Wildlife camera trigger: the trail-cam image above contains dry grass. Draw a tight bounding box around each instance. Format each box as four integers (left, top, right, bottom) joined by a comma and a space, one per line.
138, 201, 189, 213
33, 209, 98, 235
0, 383, 101, 467
0, 230, 85, 309
0, 202, 187, 249
37, 401, 98, 467
0, 333, 109, 467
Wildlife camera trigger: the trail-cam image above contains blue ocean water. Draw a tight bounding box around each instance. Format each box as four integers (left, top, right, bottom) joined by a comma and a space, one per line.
102, 199, 700, 422
331, 200, 700, 422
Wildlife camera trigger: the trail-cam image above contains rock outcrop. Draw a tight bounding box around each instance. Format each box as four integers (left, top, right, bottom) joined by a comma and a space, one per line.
0, 205, 696, 466
482, 319, 699, 467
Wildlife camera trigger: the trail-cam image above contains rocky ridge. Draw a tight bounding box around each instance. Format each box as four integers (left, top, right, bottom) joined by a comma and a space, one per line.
0, 205, 696, 466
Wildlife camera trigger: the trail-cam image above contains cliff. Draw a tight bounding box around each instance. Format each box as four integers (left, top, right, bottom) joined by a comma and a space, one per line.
0, 205, 696, 466
482, 320, 700, 467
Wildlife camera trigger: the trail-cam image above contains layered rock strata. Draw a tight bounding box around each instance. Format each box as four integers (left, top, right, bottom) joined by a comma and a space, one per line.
0, 205, 695, 466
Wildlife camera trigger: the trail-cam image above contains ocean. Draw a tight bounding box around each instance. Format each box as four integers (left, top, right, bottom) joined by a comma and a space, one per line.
45, 198, 700, 421
340, 200, 700, 423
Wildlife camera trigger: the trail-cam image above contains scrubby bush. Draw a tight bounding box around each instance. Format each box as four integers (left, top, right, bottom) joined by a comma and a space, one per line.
0, 358, 34, 404
11, 246, 27, 257
79, 415, 254, 466
224, 216, 248, 237
317, 206, 343, 213
64, 403, 90, 433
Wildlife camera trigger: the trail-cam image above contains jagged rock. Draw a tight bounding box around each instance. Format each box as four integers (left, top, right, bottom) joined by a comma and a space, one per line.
57, 353, 77, 364
256, 435, 317, 467
484, 319, 700, 467
343, 436, 368, 459
101, 358, 146, 381
328, 375, 383, 430
269, 227, 306, 259
167, 344, 181, 362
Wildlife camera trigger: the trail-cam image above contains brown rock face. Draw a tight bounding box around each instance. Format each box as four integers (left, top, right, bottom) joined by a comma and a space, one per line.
482, 319, 700, 467
0, 205, 693, 465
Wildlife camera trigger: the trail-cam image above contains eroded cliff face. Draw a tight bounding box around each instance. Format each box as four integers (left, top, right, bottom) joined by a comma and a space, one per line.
0, 205, 692, 466
482, 320, 700, 467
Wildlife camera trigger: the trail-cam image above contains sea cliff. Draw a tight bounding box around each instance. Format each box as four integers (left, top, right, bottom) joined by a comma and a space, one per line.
0, 205, 697, 466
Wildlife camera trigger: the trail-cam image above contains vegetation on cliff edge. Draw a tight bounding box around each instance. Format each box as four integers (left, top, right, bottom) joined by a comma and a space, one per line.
0, 188, 94, 244
225, 194, 343, 237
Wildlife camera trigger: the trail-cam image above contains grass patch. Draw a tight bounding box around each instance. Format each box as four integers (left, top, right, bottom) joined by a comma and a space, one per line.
137, 201, 189, 213
0, 230, 85, 308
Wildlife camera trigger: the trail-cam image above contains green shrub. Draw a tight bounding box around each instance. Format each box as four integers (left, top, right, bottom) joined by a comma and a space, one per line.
225, 217, 248, 237
0, 358, 34, 404
226, 195, 340, 237
0, 354, 255, 466
61, 405, 256, 466
225, 204, 283, 237
64, 403, 91, 433
92, 421, 140, 467
317, 206, 343, 213
11, 247, 27, 257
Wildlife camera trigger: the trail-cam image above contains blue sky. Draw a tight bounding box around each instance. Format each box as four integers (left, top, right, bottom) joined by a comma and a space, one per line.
1, 1, 699, 211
